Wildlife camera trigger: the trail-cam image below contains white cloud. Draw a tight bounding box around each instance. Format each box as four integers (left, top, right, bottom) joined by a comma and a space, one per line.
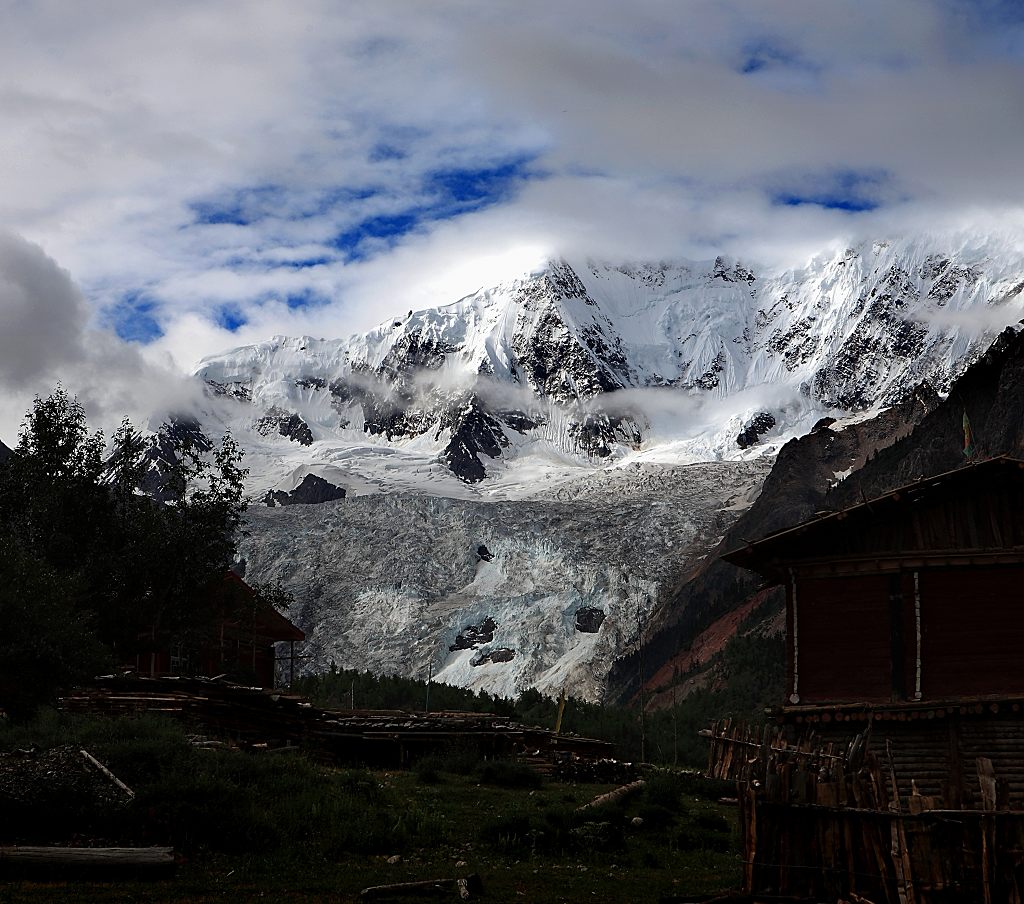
0, 232, 200, 444
0, 0, 1023, 412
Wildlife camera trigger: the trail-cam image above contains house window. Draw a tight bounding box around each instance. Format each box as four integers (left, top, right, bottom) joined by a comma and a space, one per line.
169, 643, 191, 676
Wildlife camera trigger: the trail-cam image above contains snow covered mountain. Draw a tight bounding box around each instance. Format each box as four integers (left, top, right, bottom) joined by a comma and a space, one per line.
187, 235, 1024, 699
196, 237, 1024, 497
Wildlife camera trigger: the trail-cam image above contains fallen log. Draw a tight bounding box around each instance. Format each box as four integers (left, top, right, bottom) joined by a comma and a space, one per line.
576, 779, 646, 813
0, 846, 175, 878
360, 874, 482, 899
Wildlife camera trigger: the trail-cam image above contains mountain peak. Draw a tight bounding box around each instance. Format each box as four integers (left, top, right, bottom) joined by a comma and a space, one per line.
194, 236, 1024, 493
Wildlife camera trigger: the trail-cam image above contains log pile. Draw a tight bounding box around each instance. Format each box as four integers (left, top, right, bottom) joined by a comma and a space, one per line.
61, 675, 614, 771
706, 718, 1024, 903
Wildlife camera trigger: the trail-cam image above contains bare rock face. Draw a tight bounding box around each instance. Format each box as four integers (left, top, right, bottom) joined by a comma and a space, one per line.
829, 326, 1024, 506
0, 439, 12, 465
437, 399, 508, 483
449, 617, 497, 652
254, 408, 314, 446
736, 412, 777, 449
264, 474, 346, 507
471, 647, 516, 667
575, 607, 606, 633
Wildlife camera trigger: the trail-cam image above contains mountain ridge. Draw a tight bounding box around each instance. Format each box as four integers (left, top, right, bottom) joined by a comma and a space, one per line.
194, 237, 1023, 497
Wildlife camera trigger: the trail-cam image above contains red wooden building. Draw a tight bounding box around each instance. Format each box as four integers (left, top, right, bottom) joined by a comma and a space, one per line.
134, 571, 304, 689
725, 456, 1024, 708
724, 456, 1024, 808
714, 458, 1024, 899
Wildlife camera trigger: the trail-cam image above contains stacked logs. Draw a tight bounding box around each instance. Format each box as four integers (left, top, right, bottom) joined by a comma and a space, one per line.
61, 675, 614, 772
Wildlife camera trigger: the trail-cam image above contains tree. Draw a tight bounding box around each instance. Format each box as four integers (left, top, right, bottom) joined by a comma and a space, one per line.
120, 423, 248, 649
0, 386, 111, 575
0, 387, 250, 717
0, 388, 114, 715
0, 539, 111, 718
14, 384, 105, 483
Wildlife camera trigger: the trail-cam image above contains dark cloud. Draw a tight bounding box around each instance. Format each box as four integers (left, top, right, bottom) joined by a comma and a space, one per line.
0, 231, 200, 443
0, 232, 88, 388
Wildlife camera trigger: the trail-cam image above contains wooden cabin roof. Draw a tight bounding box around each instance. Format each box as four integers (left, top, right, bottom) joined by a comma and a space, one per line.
220, 570, 305, 643
724, 456, 1024, 583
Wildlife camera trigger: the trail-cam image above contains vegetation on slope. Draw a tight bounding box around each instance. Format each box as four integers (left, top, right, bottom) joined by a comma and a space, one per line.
297, 615, 785, 768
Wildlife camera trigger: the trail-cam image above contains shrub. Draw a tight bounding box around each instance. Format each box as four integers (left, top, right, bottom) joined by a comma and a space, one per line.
643, 770, 687, 812
415, 755, 444, 785
480, 813, 533, 853
674, 810, 734, 853
637, 802, 677, 831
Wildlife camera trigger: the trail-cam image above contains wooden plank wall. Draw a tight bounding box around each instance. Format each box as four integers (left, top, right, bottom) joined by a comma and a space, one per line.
796, 575, 893, 703
706, 718, 1024, 902
792, 564, 1024, 704
920, 568, 1024, 698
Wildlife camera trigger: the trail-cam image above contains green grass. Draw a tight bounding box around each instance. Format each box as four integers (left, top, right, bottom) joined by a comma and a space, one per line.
0, 713, 742, 903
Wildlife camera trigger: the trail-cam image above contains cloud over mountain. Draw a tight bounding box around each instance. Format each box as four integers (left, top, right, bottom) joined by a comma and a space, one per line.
1, 0, 1023, 416
0, 232, 197, 443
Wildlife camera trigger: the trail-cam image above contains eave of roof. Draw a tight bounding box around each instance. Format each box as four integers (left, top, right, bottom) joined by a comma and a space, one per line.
723, 455, 1024, 580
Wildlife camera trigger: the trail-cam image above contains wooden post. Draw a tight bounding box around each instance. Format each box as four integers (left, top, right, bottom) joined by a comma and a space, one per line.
743, 784, 757, 894
554, 686, 567, 736
887, 740, 916, 904
978, 757, 996, 904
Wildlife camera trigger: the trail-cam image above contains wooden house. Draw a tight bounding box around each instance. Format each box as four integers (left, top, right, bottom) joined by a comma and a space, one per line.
711, 458, 1024, 900
724, 457, 1024, 806
134, 571, 304, 689
725, 455, 1024, 710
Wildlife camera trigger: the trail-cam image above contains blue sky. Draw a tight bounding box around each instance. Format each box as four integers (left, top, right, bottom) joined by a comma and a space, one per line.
329, 157, 540, 262
770, 169, 895, 213
0, 0, 1022, 399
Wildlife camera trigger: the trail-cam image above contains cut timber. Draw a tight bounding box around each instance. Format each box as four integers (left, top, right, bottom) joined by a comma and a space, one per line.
576, 779, 646, 813
80, 749, 135, 800
360, 874, 482, 899
0, 846, 174, 877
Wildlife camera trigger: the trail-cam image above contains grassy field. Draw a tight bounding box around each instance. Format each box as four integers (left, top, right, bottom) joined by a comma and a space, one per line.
0, 713, 741, 903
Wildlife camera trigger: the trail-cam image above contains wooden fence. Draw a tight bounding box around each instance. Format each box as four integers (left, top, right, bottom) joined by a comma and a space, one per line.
706, 719, 1024, 903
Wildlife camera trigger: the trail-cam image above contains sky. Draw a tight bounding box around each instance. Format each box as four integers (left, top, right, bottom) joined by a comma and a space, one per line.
2, 0, 1024, 441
